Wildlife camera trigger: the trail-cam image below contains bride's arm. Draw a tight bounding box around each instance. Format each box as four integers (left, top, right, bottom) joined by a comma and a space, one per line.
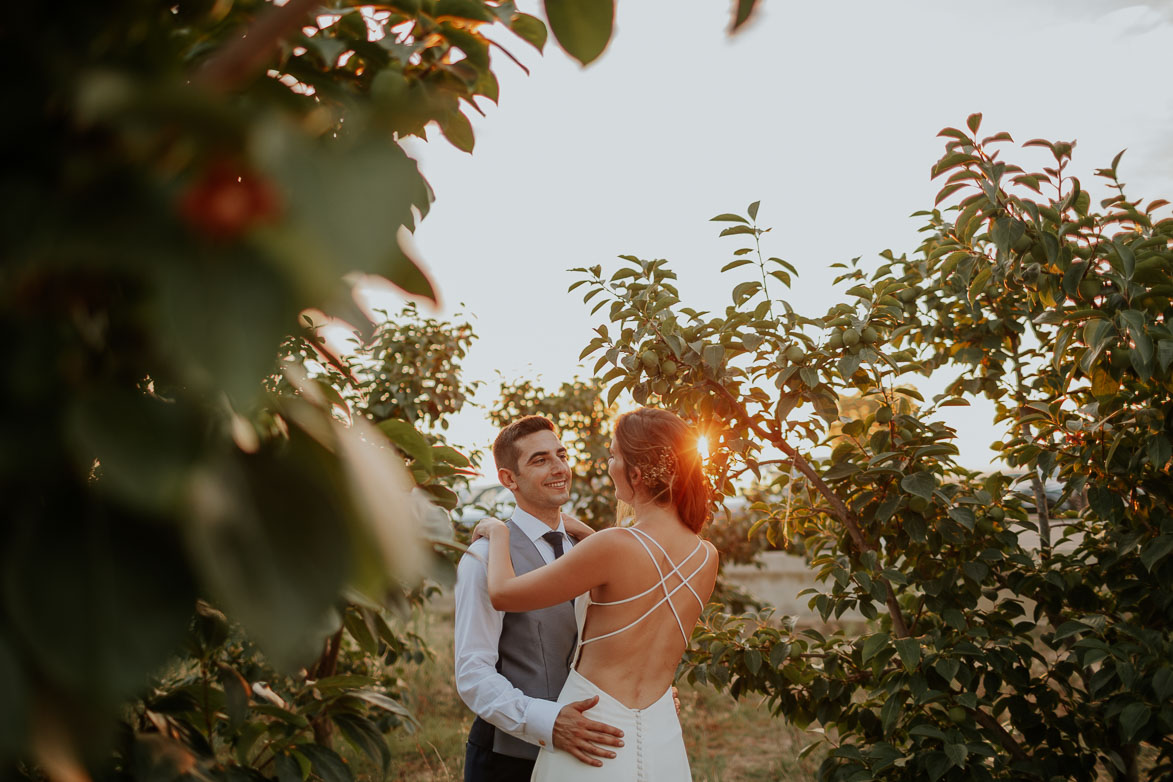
474, 520, 613, 612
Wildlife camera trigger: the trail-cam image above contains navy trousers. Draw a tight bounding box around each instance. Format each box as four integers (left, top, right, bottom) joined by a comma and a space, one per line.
464, 717, 537, 782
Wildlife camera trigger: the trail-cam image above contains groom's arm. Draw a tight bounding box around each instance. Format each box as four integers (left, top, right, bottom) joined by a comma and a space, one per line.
453, 539, 562, 749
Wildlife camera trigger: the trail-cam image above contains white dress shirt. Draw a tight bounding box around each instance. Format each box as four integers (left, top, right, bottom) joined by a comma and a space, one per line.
453, 507, 574, 751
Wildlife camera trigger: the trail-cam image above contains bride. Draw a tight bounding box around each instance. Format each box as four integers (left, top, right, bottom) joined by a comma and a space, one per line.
473, 406, 720, 781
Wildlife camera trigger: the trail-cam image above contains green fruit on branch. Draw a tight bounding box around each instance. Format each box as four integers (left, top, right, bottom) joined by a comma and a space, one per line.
861, 326, 879, 344
876, 406, 893, 424
641, 350, 659, 370
827, 332, 844, 350
909, 496, 929, 513
843, 328, 861, 348
785, 345, 805, 362
661, 360, 678, 377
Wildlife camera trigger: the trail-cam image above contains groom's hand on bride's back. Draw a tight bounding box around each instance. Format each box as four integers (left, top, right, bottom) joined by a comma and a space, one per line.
552, 696, 624, 767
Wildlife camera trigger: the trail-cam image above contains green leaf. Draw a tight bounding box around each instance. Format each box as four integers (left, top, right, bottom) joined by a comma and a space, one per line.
721, 259, 754, 272
606, 381, 625, 408
711, 213, 749, 224
837, 352, 863, 380
702, 344, 725, 370
720, 225, 757, 237
944, 743, 968, 768
378, 419, 433, 469
218, 665, 251, 731
438, 110, 475, 153
1091, 367, 1120, 398
351, 689, 416, 722
893, 638, 921, 670
948, 507, 975, 530
422, 482, 459, 511
435, 0, 495, 21
747, 200, 761, 220
510, 12, 547, 52
334, 713, 390, 772
543, 0, 614, 65
881, 696, 901, 734
297, 744, 355, 782
1114, 238, 1136, 278
861, 632, 890, 663
745, 649, 762, 674
342, 608, 379, 655
900, 471, 936, 500
1147, 436, 1171, 470
732, 280, 762, 304
730, 0, 760, 31
254, 703, 310, 728
1140, 534, 1173, 572
1152, 668, 1173, 702
991, 216, 1025, 256
1052, 620, 1091, 642
1158, 339, 1173, 372
274, 752, 305, 782
1119, 702, 1151, 744
258, 129, 432, 301
432, 444, 471, 468
968, 266, 992, 302
962, 561, 988, 582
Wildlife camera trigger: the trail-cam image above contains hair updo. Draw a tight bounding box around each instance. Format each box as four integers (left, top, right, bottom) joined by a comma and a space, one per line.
614, 407, 711, 533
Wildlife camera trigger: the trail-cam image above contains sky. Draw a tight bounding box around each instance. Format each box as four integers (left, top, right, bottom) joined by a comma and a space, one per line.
356, 0, 1173, 477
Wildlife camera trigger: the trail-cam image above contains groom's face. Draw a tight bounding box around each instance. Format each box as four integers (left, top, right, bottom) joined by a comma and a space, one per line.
500, 430, 571, 510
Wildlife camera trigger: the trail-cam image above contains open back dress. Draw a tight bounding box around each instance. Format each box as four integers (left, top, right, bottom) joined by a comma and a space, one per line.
530, 527, 710, 782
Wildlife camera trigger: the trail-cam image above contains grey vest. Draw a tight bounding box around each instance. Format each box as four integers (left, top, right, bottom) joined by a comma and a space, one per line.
472, 520, 578, 760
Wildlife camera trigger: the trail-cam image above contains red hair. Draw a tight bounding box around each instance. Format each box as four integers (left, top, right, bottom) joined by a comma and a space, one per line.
615, 407, 711, 532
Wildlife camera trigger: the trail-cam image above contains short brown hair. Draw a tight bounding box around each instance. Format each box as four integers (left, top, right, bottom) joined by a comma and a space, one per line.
493, 415, 557, 473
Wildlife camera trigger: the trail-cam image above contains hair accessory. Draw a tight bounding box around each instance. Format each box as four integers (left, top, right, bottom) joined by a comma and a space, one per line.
640, 446, 677, 487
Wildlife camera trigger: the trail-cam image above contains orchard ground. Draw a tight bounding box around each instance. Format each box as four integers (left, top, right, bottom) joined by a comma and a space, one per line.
380, 608, 826, 782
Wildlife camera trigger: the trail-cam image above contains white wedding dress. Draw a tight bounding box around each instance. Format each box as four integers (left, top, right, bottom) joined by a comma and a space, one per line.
531, 528, 710, 782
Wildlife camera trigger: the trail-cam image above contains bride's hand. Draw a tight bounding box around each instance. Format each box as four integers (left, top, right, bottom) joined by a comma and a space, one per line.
471, 517, 507, 543
561, 512, 595, 541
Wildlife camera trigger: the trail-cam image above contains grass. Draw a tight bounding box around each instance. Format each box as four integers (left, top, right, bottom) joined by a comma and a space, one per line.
381, 607, 823, 781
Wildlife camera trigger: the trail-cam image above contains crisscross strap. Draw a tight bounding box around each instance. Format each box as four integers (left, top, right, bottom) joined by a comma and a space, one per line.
579, 528, 709, 647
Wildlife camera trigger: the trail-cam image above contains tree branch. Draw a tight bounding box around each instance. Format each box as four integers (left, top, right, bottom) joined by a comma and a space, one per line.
703, 379, 911, 638
193, 0, 323, 92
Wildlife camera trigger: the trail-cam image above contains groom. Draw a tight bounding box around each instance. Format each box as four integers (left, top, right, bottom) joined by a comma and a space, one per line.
454, 415, 624, 781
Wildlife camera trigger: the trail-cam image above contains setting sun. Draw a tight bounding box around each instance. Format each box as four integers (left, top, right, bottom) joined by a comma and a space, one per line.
697, 435, 709, 461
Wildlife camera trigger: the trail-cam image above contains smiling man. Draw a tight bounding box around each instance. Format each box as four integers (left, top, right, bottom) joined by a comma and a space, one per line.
454, 415, 624, 782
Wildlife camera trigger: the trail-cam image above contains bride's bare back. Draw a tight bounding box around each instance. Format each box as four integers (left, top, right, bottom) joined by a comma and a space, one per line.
574, 524, 719, 710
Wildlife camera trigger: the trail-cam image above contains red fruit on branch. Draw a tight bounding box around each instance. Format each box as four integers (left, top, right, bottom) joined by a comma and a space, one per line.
178, 162, 280, 241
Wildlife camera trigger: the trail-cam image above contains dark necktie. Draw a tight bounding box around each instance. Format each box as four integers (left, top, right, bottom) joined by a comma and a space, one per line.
542, 530, 565, 560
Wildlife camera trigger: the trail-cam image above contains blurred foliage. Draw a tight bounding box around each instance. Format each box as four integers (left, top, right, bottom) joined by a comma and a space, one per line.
490, 376, 615, 528
273, 303, 482, 512
574, 116, 1173, 781
0, 0, 537, 777
0, 0, 868, 776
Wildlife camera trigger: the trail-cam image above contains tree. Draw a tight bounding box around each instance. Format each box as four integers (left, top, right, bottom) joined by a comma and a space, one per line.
0, 0, 753, 773
1, 0, 537, 775
572, 117, 1172, 780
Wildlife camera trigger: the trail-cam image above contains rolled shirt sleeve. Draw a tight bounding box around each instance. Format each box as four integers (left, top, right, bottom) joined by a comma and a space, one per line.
453, 538, 559, 750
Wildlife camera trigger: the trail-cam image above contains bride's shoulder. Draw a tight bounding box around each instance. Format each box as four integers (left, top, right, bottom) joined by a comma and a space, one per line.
578, 526, 638, 550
